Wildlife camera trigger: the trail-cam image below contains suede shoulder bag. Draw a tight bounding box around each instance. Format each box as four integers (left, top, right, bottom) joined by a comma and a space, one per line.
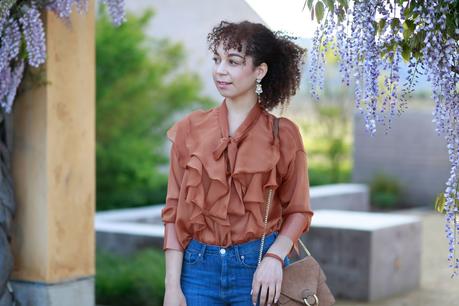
256, 116, 336, 306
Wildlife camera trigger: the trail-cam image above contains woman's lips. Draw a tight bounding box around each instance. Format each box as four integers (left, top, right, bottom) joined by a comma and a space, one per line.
217, 81, 232, 88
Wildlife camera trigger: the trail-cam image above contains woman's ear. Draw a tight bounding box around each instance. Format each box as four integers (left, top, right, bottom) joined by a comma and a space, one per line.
257, 62, 268, 80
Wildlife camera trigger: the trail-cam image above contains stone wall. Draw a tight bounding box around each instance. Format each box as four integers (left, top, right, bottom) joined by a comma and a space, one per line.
352, 108, 450, 207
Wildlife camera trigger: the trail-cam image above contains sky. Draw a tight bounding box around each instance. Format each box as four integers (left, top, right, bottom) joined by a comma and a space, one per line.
245, 0, 319, 38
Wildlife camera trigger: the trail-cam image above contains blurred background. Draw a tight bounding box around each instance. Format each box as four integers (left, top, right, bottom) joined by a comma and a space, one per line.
94, 1, 456, 305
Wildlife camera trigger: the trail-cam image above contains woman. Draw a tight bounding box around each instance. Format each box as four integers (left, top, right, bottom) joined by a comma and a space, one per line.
162, 20, 313, 306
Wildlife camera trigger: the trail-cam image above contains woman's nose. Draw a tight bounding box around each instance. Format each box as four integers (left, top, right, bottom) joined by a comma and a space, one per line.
216, 62, 228, 74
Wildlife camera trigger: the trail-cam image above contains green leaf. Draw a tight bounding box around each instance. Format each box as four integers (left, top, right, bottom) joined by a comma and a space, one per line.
325, 0, 334, 13
434, 190, 459, 214
401, 41, 411, 62
405, 19, 415, 31
337, 6, 345, 23
377, 18, 386, 35
402, 20, 414, 40
412, 49, 422, 60
307, 0, 314, 10
390, 18, 401, 30
337, 0, 348, 10
412, 30, 426, 49
409, 1, 417, 13
372, 20, 378, 33
446, 13, 456, 39
434, 193, 446, 214
404, 0, 416, 17
315, 1, 325, 23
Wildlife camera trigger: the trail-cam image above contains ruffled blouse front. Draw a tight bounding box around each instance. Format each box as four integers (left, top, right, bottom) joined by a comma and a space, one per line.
161, 98, 314, 257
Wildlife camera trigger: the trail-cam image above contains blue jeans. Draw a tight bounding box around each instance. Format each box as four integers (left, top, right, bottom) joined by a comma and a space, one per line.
180, 231, 290, 306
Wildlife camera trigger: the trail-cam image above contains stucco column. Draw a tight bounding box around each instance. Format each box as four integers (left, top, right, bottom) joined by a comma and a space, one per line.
9, 2, 95, 305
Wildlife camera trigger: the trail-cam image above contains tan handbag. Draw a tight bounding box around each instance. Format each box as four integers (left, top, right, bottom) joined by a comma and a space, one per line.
255, 117, 336, 306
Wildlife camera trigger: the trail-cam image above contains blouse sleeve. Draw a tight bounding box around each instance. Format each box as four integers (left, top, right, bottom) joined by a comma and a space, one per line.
278, 147, 314, 257
160, 142, 185, 252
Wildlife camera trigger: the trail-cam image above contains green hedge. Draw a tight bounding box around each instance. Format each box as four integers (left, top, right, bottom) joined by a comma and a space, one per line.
96, 6, 214, 211
96, 248, 165, 306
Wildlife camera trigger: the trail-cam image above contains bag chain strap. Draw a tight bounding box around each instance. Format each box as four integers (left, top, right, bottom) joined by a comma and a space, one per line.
256, 117, 311, 266
257, 188, 274, 265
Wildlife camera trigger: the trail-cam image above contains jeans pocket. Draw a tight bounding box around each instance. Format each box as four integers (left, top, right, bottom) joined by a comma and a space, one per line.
238, 252, 260, 269
183, 248, 204, 265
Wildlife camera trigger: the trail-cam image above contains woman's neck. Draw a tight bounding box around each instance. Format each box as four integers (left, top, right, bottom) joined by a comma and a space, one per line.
225, 96, 258, 137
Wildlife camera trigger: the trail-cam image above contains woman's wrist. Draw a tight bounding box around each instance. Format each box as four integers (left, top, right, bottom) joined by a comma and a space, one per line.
264, 252, 284, 267
266, 233, 293, 259
165, 278, 182, 290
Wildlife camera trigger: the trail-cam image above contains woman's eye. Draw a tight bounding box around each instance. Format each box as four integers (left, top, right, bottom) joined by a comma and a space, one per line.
212, 58, 238, 65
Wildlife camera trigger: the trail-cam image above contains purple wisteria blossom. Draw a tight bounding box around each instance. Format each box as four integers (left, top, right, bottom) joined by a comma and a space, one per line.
0, 0, 126, 114
0, 9, 24, 114
47, 0, 126, 27
308, 26, 325, 101
0, 0, 16, 21
0, 17, 21, 72
0, 60, 25, 113
47, 0, 74, 19
18, 2, 46, 67
309, 0, 459, 277
101, 0, 126, 27
419, 0, 459, 277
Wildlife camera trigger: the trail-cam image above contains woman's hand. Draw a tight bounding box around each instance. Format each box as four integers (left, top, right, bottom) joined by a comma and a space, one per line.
251, 256, 283, 306
163, 284, 187, 306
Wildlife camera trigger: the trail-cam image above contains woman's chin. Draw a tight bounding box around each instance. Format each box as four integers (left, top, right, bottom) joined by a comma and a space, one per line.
216, 90, 233, 97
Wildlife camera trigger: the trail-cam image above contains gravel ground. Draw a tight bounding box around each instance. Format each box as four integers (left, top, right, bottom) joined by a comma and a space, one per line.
334, 208, 459, 306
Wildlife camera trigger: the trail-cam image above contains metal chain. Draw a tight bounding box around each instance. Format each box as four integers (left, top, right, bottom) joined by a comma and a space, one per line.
257, 188, 273, 265
256, 188, 313, 266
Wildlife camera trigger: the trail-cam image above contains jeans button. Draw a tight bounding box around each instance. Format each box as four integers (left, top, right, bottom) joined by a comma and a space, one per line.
220, 248, 226, 255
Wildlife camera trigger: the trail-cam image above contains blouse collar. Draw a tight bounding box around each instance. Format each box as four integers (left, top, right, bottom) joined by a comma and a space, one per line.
212, 98, 264, 164
217, 98, 263, 139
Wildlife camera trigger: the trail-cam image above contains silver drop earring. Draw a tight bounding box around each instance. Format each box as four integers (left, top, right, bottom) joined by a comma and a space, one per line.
256, 78, 263, 103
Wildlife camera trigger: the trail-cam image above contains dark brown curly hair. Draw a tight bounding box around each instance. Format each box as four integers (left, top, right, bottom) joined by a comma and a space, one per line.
207, 20, 307, 113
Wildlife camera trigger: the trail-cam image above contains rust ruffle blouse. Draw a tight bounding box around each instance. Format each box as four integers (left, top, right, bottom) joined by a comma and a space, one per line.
161, 98, 314, 257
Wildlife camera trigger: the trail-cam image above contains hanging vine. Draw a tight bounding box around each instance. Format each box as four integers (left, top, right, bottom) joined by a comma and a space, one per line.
304, 0, 459, 278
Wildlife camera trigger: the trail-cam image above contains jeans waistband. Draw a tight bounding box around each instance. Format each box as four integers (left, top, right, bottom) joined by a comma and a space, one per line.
186, 231, 279, 255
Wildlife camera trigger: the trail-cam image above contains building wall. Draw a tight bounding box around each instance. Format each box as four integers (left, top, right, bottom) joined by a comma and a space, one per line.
125, 0, 268, 102
352, 109, 450, 207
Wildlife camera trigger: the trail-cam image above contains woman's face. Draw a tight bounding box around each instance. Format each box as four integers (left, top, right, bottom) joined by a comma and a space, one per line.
211, 42, 263, 100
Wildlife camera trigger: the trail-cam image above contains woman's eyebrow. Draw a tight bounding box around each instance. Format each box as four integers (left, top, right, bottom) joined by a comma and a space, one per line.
228, 53, 243, 58
213, 52, 244, 58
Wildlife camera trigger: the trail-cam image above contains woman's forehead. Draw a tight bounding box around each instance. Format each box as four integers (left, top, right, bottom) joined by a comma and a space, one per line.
215, 41, 246, 56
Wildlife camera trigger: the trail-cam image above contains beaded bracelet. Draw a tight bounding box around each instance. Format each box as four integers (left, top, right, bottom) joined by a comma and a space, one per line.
264, 252, 284, 267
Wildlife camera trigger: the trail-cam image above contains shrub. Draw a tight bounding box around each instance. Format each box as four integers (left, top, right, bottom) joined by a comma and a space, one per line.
369, 172, 402, 210
96, 6, 213, 211
96, 248, 165, 306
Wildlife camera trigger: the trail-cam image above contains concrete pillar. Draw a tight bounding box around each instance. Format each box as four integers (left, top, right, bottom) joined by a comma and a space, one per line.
9, 2, 95, 305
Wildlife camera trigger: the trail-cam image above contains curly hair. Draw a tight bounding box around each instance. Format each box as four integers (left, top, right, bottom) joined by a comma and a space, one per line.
207, 20, 307, 113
